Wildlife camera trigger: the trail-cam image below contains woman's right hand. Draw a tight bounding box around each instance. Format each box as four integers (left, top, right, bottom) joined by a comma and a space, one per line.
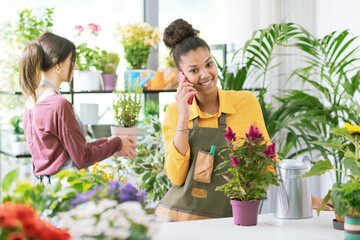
175, 76, 197, 120
113, 135, 137, 159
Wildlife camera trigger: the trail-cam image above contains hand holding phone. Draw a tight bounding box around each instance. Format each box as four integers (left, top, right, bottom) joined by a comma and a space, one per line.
179, 71, 194, 105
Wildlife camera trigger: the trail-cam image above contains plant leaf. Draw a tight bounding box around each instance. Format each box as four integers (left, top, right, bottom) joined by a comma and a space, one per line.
344, 158, 360, 176
302, 159, 334, 178
1, 169, 19, 192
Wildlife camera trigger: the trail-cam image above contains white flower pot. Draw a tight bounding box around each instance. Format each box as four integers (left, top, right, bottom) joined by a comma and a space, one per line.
77, 71, 102, 91
110, 126, 139, 137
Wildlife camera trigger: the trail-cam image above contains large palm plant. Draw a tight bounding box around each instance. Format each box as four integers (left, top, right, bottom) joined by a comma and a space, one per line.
293, 30, 360, 183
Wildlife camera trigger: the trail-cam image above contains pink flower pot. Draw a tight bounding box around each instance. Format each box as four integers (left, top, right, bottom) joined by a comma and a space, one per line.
230, 199, 261, 226
102, 74, 118, 91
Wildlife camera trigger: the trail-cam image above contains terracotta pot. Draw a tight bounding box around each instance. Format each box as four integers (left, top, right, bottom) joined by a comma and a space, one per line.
230, 199, 261, 226
110, 126, 139, 137
336, 212, 345, 223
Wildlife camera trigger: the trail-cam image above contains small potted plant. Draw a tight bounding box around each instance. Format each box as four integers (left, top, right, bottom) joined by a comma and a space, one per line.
9, 116, 30, 155
303, 123, 360, 236
74, 23, 103, 91
99, 52, 120, 91
111, 81, 142, 137
114, 22, 161, 69
216, 125, 279, 226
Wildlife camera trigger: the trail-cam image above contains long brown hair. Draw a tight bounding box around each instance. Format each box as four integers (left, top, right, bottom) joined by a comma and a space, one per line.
19, 32, 76, 103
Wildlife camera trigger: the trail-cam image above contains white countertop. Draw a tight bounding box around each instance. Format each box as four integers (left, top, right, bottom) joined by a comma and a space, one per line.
154, 210, 343, 240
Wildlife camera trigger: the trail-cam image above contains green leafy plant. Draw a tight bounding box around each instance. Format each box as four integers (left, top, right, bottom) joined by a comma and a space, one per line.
75, 43, 102, 71
116, 115, 172, 206
302, 124, 360, 218
144, 100, 159, 117
9, 116, 24, 135
216, 125, 279, 201
112, 82, 143, 128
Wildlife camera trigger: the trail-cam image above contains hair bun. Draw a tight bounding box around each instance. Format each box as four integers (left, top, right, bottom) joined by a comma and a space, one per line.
163, 19, 200, 49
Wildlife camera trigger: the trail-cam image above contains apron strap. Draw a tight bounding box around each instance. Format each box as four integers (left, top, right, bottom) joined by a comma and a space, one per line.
192, 113, 227, 129
218, 113, 227, 128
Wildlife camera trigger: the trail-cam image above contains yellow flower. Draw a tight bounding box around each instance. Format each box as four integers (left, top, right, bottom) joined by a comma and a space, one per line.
92, 167, 99, 172
122, 178, 128, 183
342, 123, 360, 133
102, 173, 108, 179
80, 169, 85, 172
95, 162, 99, 166
101, 165, 107, 170
111, 170, 116, 174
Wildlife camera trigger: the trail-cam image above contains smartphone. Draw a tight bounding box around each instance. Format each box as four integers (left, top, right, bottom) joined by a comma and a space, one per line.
179, 71, 194, 105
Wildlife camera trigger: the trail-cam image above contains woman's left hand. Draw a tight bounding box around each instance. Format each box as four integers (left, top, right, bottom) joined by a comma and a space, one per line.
312, 195, 333, 211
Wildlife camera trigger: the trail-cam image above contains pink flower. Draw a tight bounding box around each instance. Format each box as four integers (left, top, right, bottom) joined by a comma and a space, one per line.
245, 183, 250, 188
224, 126, 236, 142
230, 156, 240, 166
245, 125, 264, 141
263, 143, 276, 159
88, 23, 102, 34
75, 25, 84, 32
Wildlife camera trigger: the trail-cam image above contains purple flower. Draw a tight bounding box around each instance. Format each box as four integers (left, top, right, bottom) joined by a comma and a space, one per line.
245, 125, 264, 141
245, 183, 250, 189
224, 126, 236, 142
263, 143, 276, 159
230, 156, 240, 167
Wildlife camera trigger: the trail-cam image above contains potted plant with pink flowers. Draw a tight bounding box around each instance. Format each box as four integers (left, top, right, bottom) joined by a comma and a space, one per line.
216, 125, 280, 226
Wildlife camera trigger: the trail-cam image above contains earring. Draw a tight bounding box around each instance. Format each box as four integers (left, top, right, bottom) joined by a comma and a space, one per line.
55, 67, 61, 74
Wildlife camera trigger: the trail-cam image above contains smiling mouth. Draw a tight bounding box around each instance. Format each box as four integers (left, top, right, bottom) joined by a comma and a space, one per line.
199, 79, 213, 86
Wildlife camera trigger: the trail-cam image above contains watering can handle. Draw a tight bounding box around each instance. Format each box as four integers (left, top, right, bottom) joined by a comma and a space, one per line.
140, 70, 155, 87
276, 165, 290, 215
164, 72, 176, 86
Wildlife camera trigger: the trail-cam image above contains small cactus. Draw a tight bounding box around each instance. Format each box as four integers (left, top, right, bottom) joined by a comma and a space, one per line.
104, 63, 117, 74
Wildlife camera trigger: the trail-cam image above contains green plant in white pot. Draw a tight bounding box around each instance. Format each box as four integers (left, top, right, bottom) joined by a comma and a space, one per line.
9, 116, 30, 155
111, 81, 142, 137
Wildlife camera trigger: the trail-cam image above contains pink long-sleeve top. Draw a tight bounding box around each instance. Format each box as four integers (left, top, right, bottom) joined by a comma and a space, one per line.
23, 94, 122, 176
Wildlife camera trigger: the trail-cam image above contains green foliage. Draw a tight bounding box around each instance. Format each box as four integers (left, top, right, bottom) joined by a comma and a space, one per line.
303, 125, 360, 217
112, 82, 143, 127
144, 100, 159, 117
115, 115, 172, 206
9, 116, 24, 135
15, 8, 54, 44
76, 43, 103, 71
1, 169, 56, 215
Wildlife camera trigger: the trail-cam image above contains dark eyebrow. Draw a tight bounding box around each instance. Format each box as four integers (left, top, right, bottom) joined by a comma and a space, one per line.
187, 57, 212, 68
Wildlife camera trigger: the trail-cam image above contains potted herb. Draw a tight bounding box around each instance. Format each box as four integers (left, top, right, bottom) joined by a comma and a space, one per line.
111, 81, 142, 137
99, 52, 120, 91
303, 123, 360, 236
216, 125, 279, 226
9, 116, 30, 155
74, 23, 103, 91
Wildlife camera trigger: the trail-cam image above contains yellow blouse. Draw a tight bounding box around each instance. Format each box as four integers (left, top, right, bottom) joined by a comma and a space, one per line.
162, 88, 271, 186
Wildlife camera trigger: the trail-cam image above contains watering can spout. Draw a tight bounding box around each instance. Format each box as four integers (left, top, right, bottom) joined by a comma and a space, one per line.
140, 70, 155, 87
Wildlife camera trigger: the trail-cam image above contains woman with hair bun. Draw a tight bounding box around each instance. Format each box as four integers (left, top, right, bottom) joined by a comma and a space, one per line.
19, 32, 137, 185
155, 19, 273, 221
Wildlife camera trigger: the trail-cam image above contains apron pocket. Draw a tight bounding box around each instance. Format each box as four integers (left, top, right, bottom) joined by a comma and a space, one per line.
193, 149, 214, 183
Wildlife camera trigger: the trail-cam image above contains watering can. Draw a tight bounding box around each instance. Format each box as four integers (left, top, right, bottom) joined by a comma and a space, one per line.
124, 70, 155, 90
79, 103, 110, 125
146, 71, 176, 90
274, 156, 313, 219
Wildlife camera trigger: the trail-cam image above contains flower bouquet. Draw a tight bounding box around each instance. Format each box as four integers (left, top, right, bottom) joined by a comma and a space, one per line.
0, 202, 70, 239
114, 22, 161, 69
216, 125, 279, 225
